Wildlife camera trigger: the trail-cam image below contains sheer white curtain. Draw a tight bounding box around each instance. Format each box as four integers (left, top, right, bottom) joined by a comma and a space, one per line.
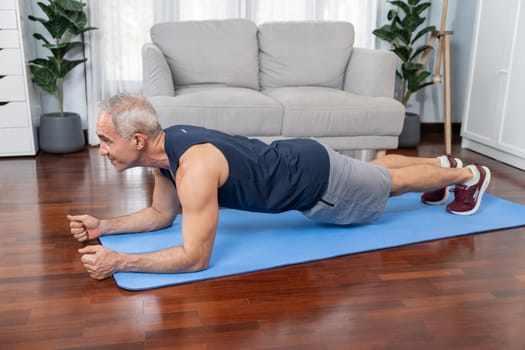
85, 0, 379, 145
252, 0, 377, 47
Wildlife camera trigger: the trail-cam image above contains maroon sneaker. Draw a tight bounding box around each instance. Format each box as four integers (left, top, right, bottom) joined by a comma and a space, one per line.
421, 155, 463, 205
446, 165, 491, 215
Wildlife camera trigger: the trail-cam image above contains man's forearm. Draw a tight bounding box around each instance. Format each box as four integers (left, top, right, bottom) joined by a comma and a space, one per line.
117, 246, 208, 274
100, 207, 175, 235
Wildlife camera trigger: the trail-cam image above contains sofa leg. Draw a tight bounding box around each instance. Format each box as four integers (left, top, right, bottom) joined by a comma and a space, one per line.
375, 149, 386, 159
339, 150, 389, 161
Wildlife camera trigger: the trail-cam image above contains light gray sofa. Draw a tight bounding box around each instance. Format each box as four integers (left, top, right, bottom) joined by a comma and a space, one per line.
142, 19, 405, 154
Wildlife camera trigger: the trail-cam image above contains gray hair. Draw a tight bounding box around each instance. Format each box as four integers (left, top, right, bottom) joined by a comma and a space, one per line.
97, 93, 162, 140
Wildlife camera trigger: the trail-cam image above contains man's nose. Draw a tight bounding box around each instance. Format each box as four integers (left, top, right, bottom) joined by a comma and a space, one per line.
99, 144, 108, 156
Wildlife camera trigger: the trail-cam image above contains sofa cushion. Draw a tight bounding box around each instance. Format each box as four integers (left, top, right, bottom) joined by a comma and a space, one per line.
258, 21, 354, 89
151, 19, 259, 90
262, 87, 404, 137
148, 87, 283, 136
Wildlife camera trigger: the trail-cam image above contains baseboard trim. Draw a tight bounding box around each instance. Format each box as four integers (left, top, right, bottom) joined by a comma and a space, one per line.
462, 138, 525, 171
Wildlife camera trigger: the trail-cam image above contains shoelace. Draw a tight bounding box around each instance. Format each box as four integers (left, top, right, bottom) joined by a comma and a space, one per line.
447, 155, 458, 168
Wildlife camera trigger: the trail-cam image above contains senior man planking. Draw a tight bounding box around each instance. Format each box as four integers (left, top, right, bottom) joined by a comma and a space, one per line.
68, 93, 490, 280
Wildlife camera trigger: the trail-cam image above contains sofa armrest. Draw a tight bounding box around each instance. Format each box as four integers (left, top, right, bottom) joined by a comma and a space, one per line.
142, 43, 175, 97
343, 48, 396, 98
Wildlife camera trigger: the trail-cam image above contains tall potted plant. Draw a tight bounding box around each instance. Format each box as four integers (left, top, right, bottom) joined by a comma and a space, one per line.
373, 0, 435, 147
28, 0, 96, 153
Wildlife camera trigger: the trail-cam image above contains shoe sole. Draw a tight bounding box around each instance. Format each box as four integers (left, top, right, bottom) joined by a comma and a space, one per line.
424, 186, 450, 205
449, 165, 491, 215
422, 159, 464, 205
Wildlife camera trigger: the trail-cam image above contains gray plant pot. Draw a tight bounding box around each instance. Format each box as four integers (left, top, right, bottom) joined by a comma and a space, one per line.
39, 112, 85, 154
398, 112, 421, 148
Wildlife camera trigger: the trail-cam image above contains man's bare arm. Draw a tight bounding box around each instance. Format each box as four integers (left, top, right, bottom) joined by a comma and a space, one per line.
99, 168, 181, 233
78, 144, 225, 278
68, 168, 180, 241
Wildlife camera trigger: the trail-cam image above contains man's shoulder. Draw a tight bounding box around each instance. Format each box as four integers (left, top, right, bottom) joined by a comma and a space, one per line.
165, 125, 197, 136
179, 144, 227, 183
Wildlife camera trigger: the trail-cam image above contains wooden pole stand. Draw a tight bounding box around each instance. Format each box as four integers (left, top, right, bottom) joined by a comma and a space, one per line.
420, 1, 453, 154
441, 30, 453, 155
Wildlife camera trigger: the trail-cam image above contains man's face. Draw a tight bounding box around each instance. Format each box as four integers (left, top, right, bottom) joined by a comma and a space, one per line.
96, 113, 139, 172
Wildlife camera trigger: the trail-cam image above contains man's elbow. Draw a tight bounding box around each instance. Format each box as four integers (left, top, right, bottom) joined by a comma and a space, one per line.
187, 259, 209, 272
147, 208, 176, 231
157, 210, 177, 229
158, 216, 175, 230
182, 252, 210, 272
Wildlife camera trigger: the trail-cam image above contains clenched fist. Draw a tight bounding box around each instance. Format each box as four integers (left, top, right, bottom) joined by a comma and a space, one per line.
79, 245, 121, 280
67, 214, 102, 242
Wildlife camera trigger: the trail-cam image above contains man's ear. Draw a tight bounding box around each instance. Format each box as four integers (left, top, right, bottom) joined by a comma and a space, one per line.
133, 134, 146, 150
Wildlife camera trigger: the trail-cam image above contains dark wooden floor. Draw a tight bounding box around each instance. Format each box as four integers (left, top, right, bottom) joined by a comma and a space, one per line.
1, 130, 525, 350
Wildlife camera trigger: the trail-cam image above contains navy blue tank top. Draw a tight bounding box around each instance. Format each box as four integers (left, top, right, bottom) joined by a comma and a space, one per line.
162, 125, 329, 212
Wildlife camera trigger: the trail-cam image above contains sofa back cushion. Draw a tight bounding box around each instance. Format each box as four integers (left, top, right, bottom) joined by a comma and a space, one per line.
151, 19, 259, 90
258, 21, 354, 89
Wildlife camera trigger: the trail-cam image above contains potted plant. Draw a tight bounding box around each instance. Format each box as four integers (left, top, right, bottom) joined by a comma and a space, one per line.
28, 0, 96, 153
373, 0, 435, 147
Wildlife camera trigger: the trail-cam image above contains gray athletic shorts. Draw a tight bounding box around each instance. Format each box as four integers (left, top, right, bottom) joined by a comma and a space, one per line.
302, 144, 392, 225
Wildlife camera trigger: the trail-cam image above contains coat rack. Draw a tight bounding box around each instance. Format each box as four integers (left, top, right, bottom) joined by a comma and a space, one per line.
420, 0, 453, 154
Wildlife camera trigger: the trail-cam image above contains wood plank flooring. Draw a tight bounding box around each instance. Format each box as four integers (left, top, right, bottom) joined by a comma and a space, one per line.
1, 133, 525, 349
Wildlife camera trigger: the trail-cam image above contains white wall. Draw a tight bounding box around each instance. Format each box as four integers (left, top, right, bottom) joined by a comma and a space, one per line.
408, 0, 477, 123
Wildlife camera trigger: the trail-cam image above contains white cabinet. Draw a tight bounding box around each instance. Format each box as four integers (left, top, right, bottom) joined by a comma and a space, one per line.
0, 0, 40, 156
461, 0, 525, 170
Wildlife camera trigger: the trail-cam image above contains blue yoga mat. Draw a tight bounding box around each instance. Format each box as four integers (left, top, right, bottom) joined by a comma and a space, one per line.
100, 193, 525, 290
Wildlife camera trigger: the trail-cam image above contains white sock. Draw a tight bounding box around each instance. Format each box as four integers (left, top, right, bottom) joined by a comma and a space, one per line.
463, 165, 480, 187
438, 155, 451, 168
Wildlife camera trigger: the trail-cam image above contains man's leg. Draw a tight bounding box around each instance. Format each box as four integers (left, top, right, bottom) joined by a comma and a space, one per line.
389, 165, 472, 196
372, 154, 464, 204
371, 154, 441, 169
388, 163, 491, 215
368, 153, 491, 216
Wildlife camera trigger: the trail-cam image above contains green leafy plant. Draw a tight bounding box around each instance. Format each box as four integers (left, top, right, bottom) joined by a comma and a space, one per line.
373, 0, 435, 106
28, 0, 96, 116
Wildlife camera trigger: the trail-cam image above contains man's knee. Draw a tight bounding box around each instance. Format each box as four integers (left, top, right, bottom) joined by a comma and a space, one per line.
389, 169, 406, 196
371, 154, 401, 169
